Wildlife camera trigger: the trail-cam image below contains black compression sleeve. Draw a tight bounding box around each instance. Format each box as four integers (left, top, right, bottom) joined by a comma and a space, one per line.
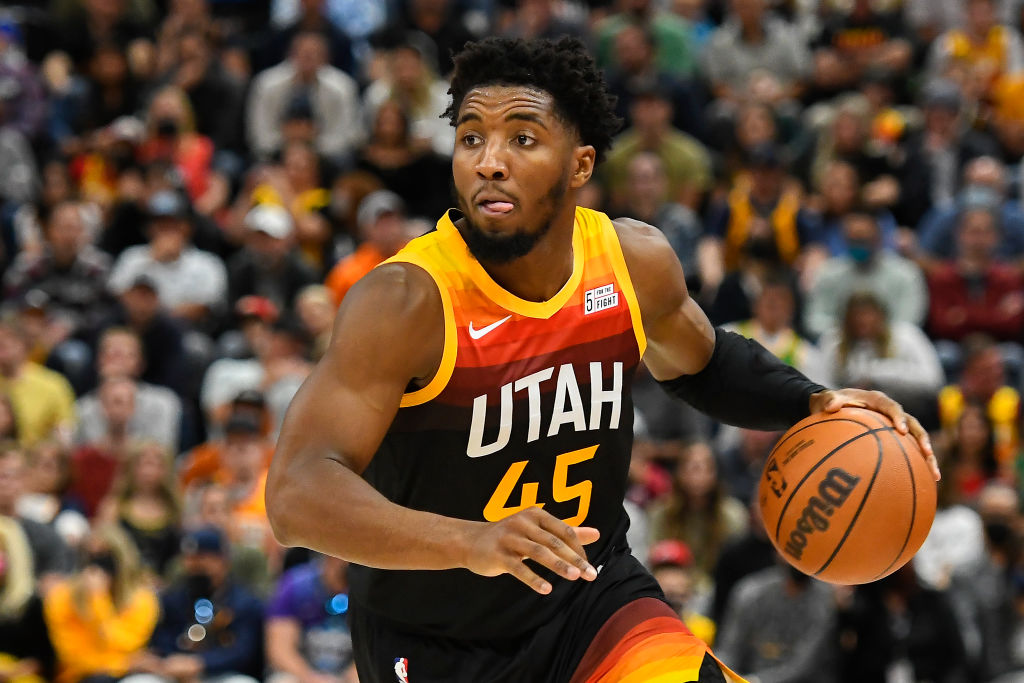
657, 328, 829, 431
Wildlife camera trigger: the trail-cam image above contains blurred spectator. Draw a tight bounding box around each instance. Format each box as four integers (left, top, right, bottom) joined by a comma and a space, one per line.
0, 320, 75, 446
812, 159, 899, 257
54, 0, 154, 74
648, 539, 716, 647
228, 205, 319, 314
211, 414, 275, 556
942, 401, 1003, 504
804, 211, 927, 339
617, 152, 701, 278
294, 285, 334, 361
810, 0, 912, 99
8, 159, 78, 261
4, 201, 113, 348
324, 190, 411, 306
362, 33, 454, 157
0, 26, 48, 141
914, 459, 987, 590
648, 441, 748, 578
927, 204, 1024, 343
896, 79, 999, 229
43, 524, 160, 683
711, 497, 776, 625
0, 101, 40, 211
715, 561, 836, 681
381, 0, 477, 76
126, 526, 263, 683
265, 554, 356, 682
716, 427, 782, 507
594, 0, 698, 78
818, 291, 943, 415
701, 0, 811, 107
0, 515, 55, 682
97, 441, 182, 577
247, 32, 362, 164
137, 86, 229, 217
926, 0, 1024, 99
916, 156, 1024, 271
904, 0, 1019, 44
180, 391, 272, 488
62, 42, 141, 138
724, 273, 826, 383
17, 440, 89, 548
497, 0, 587, 42
601, 85, 711, 213
938, 334, 1019, 467
76, 328, 182, 452
108, 190, 228, 329
835, 562, 968, 682
354, 99, 452, 220
254, 0, 355, 75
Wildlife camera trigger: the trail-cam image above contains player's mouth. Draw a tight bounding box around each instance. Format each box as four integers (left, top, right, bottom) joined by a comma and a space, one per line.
476, 193, 517, 217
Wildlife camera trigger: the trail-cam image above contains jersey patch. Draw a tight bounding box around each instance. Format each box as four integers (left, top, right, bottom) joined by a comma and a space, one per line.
584, 283, 619, 315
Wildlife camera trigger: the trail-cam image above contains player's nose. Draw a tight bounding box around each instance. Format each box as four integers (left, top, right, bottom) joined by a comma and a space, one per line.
475, 139, 509, 180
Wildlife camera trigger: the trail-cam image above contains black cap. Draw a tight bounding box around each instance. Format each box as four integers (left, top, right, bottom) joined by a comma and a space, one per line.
224, 412, 262, 436
747, 142, 783, 169
284, 91, 315, 122
232, 389, 266, 407
128, 273, 159, 292
181, 525, 226, 555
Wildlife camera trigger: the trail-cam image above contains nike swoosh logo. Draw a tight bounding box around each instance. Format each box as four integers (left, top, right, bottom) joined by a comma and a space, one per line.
468, 315, 512, 340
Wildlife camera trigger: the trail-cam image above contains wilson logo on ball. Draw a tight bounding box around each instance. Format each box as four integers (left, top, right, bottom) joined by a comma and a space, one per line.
783, 468, 861, 561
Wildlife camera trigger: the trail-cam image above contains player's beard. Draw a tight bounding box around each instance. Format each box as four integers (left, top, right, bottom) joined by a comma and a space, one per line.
455, 175, 570, 265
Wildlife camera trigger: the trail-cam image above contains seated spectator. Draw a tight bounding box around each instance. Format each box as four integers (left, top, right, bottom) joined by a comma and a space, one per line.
818, 291, 944, 415
724, 273, 826, 383
228, 205, 319, 314
0, 320, 76, 446
938, 335, 1019, 467
43, 524, 160, 683
914, 463, 986, 590
0, 516, 55, 683
946, 399, 1002, 502
594, 0, 697, 78
648, 441, 748, 578
716, 428, 783, 507
812, 158, 899, 257
601, 85, 711, 213
125, 527, 263, 683
648, 539, 716, 647
710, 498, 776, 624
0, 394, 17, 443
715, 560, 836, 681
247, 32, 362, 163
3, 200, 113, 346
324, 190, 412, 306
252, 0, 355, 75
804, 211, 927, 338
835, 562, 967, 682
9, 159, 79, 261
265, 554, 356, 681
354, 99, 452, 220
137, 86, 229, 218
810, 0, 913, 99
76, 328, 182, 452
17, 440, 89, 549
59, 41, 141, 139
97, 441, 181, 579
362, 33, 454, 157
927, 204, 1024, 343
214, 414, 276, 557
0, 28, 46, 143
294, 286, 334, 361
108, 190, 228, 330
701, 0, 811, 108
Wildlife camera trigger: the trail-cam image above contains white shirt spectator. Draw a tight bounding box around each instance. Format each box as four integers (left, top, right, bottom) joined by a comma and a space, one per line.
108, 245, 227, 311
74, 382, 182, 452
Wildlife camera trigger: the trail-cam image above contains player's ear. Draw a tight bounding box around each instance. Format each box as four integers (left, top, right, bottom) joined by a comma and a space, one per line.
570, 145, 596, 189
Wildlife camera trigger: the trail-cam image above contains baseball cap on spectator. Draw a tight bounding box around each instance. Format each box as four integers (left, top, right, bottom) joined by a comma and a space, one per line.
19, 289, 50, 313
959, 185, 1001, 211
128, 273, 159, 292
147, 190, 189, 220
357, 190, 405, 230
244, 204, 293, 240
235, 295, 279, 324
224, 412, 262, 436
107, 116, 145, 144
232, 389, 266, 408
922, 80, 962, 112
629, 80, 673, 103
284, 92, 315, 123
649, 540, 695, 569
181, 526, 227, 555
747, 142, 783, 169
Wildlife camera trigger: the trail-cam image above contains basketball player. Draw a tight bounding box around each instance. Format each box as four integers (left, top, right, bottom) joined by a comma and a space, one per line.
267, 37, 940, 683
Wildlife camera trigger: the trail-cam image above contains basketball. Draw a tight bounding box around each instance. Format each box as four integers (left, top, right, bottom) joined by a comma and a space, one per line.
758, 406, 937, 585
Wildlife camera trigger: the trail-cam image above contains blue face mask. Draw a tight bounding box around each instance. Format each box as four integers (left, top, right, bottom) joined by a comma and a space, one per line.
848, 241, 874, 264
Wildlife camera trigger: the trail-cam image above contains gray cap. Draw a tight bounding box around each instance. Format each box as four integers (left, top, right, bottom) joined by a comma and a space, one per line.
245, 205, 293, 240
357, 190, 405, 230
147, 190, 189, 219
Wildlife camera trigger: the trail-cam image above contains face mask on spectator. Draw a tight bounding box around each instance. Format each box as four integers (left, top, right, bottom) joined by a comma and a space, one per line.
847, 239, 875, 265
745, 236, 779, 262
185, 571, 214, 601
156, 118, 180, 139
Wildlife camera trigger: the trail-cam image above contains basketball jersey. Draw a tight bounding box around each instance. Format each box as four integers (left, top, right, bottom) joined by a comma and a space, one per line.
348, 207, 647, 640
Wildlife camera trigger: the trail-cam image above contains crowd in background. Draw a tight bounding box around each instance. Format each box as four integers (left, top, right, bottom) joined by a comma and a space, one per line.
0, 0, 1023, 680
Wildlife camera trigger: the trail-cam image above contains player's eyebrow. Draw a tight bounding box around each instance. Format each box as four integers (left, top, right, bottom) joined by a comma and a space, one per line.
456, 112, 481, 126
506, 112, 548, 129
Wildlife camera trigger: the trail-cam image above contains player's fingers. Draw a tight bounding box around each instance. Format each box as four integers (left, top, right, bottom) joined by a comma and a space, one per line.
905, 414, 940, 481
534, 512, 587, 557
503, 553, 552, 595
526, 526, 597, 581
511, 535, 589, 582
862, 390, 909, 434
574, 527, 601, 545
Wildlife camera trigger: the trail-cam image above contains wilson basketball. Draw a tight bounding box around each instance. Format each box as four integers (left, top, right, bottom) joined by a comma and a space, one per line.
759, 406, 937, 585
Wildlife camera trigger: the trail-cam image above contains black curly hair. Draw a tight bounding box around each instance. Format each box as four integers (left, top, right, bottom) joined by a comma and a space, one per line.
444, 36, 622, 164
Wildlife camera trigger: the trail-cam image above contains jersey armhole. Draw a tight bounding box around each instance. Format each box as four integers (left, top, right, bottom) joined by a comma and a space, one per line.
600, 216, 648, 358
385, 256, 458, 408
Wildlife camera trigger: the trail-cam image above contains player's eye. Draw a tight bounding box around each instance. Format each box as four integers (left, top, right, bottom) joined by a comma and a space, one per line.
514, 134, 535, 146
462, 134, 482, 147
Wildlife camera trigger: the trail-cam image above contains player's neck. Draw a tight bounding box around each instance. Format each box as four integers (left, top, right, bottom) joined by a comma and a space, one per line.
477, 207, 578, 303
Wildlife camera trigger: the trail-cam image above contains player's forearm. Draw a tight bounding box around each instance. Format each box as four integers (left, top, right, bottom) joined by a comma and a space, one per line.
266, 451, 477, 571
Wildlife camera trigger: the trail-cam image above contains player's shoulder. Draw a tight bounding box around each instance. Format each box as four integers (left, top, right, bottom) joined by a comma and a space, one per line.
611, 217, 687, 309
342, 261, 443, 332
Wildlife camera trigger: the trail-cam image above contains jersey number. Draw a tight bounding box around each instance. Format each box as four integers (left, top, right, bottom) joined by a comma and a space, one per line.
482, 445, 597, 526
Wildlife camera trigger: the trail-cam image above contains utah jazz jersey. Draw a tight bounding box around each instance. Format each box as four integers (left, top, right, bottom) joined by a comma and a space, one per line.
348, 207, 647, 640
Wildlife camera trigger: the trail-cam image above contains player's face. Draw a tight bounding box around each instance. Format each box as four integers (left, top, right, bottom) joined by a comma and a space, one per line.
452, 85, 594, 263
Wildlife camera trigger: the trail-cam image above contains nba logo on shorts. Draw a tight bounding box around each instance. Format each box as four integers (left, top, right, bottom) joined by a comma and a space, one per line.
394, 657, 410, 683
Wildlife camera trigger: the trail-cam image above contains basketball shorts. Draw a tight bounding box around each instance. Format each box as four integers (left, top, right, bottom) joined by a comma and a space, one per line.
349, 547, 747, 683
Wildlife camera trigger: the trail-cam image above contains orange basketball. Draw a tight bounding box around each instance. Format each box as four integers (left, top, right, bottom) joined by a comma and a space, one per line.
759, 406, 937, 585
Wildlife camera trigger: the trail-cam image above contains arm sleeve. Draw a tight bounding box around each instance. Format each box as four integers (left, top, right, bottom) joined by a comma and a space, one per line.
657, 328, 827, 431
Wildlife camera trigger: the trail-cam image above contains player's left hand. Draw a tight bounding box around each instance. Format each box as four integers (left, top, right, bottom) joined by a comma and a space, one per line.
810, 388, 940, 481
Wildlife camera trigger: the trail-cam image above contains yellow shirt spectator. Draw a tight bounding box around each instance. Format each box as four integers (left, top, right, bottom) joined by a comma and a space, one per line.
43, 579, 159, 683
0, 362, 76, 446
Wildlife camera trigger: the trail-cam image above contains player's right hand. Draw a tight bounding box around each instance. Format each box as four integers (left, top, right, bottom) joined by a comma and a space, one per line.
462, 507, 601, 595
